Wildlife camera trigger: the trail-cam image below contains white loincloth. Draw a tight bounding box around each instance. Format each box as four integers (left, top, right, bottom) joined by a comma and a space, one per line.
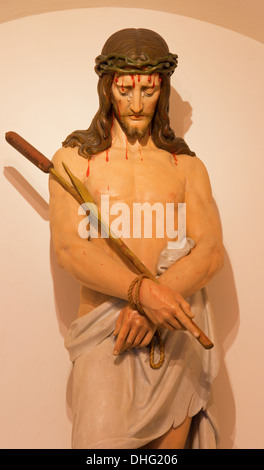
64, 239, 220, 449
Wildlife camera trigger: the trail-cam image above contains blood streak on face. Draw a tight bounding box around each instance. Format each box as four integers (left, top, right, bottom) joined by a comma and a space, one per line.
130, 75, 135, 88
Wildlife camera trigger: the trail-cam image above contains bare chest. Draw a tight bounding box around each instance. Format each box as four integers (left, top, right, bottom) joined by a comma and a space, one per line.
84, 149, 185, 208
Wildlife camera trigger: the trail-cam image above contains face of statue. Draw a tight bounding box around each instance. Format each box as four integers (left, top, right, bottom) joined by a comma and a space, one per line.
111, 73, 161, 139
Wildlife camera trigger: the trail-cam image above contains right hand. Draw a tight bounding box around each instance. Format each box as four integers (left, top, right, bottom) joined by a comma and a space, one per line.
113, 304, 156, 356
139, 278, 200, 339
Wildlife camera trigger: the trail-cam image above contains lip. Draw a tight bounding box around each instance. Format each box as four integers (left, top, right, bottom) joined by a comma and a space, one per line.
129, 115, 144, 120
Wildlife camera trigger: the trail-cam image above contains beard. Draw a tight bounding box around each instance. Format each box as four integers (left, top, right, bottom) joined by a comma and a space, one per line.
119, 120, 149, 139
112, 103, 151, 139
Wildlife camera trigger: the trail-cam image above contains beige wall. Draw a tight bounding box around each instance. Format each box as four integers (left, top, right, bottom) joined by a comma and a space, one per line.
1, 7, 264, 448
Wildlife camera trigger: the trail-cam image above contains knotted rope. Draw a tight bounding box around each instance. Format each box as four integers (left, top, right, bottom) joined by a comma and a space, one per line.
128, 274, 164, 369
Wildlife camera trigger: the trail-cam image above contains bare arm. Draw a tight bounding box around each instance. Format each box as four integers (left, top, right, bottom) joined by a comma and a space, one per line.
49, 147, 137, 299
158, 156, 224, 297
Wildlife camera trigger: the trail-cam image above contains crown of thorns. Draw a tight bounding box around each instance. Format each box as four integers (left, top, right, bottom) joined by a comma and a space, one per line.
94, 53, 178, 77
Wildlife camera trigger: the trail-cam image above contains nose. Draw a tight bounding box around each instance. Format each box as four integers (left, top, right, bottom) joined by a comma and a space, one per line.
130, 90, 143, 114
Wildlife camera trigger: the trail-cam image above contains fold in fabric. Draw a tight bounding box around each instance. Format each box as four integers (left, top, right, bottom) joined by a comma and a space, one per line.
64, 238, 220, 449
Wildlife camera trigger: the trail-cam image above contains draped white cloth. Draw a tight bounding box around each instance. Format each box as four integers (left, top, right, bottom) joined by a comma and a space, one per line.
64, 239, 220, 448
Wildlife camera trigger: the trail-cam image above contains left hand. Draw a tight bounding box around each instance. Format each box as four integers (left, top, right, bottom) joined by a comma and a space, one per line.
113, 304, 156, 356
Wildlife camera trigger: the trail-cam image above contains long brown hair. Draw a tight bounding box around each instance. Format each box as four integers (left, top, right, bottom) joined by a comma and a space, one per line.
63, 28, 195, 157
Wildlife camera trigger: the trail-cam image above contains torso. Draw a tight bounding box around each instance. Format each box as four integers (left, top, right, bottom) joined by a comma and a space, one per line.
66, 144, 189, 317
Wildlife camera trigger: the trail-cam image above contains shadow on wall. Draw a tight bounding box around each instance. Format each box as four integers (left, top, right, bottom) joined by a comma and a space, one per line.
169, 87, 193, 140
4, 164, 79, 426
3, 165, 80, 339
4, 166, 49, 221
4, 86, 239, 447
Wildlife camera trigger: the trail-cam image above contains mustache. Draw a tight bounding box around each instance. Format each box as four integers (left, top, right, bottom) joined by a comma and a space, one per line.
126, 113, 148, 117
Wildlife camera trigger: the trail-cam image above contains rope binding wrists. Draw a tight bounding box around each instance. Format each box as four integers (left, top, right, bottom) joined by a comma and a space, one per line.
127, 274, 164, 369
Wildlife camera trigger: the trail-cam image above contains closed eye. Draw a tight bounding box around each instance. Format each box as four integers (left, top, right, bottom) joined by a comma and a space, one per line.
143, 90, 155, 97
117, 86, 132, 96
141, 87, 157, 97
116, 85, 159, 97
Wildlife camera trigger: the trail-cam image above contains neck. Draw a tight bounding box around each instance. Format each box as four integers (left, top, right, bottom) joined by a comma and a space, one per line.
111, 116, 154, 153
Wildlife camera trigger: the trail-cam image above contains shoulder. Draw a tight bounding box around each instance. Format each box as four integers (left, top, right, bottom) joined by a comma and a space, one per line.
177, 154, 207, 171
51, 145, 88, 180
176, 155, 213, 198
52, 145, 80, 166
178, 154, 210, 180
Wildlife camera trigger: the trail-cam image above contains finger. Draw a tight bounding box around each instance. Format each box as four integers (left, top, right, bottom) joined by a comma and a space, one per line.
179, 299, 195, 319
113, 323, 130, 355
173, 306, 200, 338
137, 330, 155, 348
113, 309, 125, 336
155, 312, 180, 330
126, 329, 148, 349
163, 321, 178, 331
120, 327, 140, 353
164, 318, 183, 330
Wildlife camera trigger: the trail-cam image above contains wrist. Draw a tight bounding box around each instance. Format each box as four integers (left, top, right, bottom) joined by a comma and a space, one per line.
138, 277, 156, 308
127, 274, 152, 314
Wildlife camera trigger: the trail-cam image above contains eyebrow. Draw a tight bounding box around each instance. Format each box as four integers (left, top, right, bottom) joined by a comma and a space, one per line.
116, 84, 158, 90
